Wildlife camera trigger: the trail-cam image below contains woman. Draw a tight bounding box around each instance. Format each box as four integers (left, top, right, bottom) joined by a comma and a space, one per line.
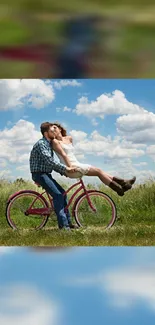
50, 122, 136, 196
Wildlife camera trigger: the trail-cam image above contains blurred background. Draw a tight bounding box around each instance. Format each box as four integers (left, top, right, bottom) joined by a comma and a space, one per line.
0, 0, 155, 78
0, 247, 155, 325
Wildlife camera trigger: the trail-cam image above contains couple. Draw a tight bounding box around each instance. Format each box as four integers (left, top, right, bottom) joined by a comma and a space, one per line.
30, 122, 136, 230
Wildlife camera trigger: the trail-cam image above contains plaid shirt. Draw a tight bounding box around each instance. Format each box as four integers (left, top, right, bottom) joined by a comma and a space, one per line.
30, 137, 66, 175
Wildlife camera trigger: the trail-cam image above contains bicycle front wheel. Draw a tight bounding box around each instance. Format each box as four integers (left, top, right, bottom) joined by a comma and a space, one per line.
73, 190, 117, 229
6, 190, 49, 231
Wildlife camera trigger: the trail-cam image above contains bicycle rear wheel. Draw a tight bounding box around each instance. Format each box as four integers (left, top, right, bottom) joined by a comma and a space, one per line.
6, 190, 49, 230
73, 190, 117, 229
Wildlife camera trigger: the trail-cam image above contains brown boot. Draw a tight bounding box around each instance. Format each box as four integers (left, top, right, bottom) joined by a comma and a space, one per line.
109, 181, 124, 196
113, 176, 136, 192
127, 176, 136, 185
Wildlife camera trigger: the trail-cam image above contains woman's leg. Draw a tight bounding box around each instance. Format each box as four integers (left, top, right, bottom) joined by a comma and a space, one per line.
86, 167, 125, 196
87, 167, 112, 185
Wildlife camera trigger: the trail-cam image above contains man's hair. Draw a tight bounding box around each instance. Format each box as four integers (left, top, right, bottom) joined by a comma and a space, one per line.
50, 122, 67, 136
40, 122, 52, 136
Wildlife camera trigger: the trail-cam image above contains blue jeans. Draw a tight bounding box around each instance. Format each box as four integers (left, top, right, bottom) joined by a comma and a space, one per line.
32, 173, 71, 228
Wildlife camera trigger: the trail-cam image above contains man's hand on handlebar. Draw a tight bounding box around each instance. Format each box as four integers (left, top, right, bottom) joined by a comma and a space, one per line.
66, 166, 78, 172
65, 166, 79, 177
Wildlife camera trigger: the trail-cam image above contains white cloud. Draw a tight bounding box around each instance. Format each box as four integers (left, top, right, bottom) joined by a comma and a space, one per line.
0, 79, 55, 111
104, 268, 155, 311
116, 111, 155, 143
0, 158, 7, 168
74, 90, 155, 145
0, 120, 40, 164
117, 112, 155, 132
0, 284, 59, 325
56, 106, 72, 112
133, 162, 148, 167
70, 130, 145, 160
16, 165, 29, 172
133, 169, 155, 183
74, 90, 145, 119
63, 106, 72, 112
18, 154, 30, 163
106, 161, 155, 183
53, 80, 82, 90
0, 170, 13, 179
70, 130, 88, 143
66, 248, 155, 313
146, 145, 155, 162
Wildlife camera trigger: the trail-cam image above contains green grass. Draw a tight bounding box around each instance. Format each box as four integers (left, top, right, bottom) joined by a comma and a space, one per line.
0, 178, 155, 246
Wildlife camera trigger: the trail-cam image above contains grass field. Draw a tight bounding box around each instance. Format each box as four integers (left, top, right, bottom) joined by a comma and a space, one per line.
0, 178, 155, 246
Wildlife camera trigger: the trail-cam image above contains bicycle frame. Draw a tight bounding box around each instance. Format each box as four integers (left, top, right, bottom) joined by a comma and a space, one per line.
27, 178, 95, 216
64, 179, 96, 212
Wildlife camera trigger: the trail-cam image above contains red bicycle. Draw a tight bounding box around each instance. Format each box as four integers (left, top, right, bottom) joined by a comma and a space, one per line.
6, 179, 117, 231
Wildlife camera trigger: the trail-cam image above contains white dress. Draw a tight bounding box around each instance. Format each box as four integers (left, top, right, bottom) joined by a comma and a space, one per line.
55, 142, 91, 179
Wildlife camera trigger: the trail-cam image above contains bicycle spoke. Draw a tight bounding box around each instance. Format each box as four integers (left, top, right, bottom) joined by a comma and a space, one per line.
6, 191, 49, 230
74, 191, 116, 229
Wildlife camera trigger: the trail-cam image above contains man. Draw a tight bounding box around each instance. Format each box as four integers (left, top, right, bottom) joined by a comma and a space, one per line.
29, 122, 79, 230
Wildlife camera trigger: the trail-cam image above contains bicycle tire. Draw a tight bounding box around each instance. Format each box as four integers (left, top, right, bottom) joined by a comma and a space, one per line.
73, 190, 117, 229
6, 190, 50, 230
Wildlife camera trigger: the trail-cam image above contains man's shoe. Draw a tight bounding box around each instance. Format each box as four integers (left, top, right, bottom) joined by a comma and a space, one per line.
59, 226, 71, 231
69, 223, 79, 229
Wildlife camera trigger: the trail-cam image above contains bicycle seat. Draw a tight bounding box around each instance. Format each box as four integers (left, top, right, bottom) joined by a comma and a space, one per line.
34, 182, 41, 187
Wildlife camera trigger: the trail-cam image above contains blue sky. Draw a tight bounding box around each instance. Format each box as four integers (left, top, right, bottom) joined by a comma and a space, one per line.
0, 79, 155, 183
0, 247, 155, 325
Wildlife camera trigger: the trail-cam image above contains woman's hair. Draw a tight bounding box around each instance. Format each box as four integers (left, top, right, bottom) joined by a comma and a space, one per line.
50, 122, 67, 137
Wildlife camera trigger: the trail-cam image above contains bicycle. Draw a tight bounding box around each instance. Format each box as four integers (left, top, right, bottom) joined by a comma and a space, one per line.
6, 178, 117, 231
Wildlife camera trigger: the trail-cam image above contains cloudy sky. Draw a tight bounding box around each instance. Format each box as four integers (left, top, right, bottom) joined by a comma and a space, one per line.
0, 246, 155, 325
0, 79, 155, 183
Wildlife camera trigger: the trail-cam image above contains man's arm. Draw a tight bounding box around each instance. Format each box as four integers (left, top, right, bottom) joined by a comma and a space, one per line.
37, 141, 66, 175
